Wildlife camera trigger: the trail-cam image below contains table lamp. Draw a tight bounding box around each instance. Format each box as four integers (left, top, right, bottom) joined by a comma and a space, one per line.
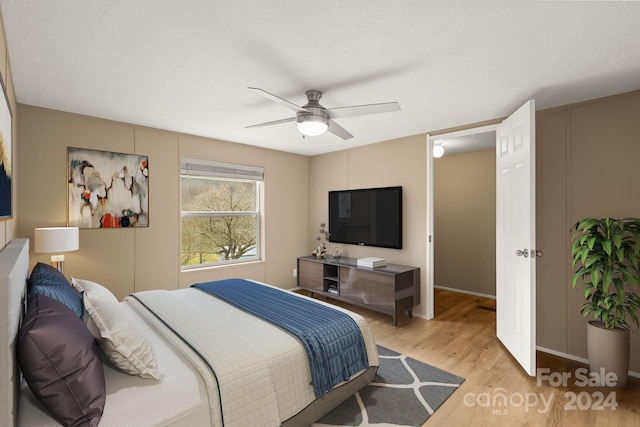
34, 227, 79, 274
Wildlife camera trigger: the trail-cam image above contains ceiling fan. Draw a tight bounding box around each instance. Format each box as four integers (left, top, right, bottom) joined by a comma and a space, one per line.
246, 87, 401, 140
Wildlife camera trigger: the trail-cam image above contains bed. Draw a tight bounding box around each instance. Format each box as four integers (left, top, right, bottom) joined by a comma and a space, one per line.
0, 238, 379, 426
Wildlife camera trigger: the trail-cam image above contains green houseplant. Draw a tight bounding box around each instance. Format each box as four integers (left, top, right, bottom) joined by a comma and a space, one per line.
571, 217, 640, 387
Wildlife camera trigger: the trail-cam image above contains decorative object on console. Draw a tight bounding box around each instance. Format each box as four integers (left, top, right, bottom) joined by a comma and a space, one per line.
331, 247, 342, 259
357, 257, 387, 268
34, 226, 79, 274
68, 147, 149, 229
314, 222, 330, 258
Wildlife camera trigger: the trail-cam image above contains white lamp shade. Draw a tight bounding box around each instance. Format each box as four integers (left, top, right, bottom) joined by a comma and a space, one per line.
34, 227, 79, 253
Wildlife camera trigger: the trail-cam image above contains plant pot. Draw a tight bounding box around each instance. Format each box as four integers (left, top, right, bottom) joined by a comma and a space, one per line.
587, 320, 630, 388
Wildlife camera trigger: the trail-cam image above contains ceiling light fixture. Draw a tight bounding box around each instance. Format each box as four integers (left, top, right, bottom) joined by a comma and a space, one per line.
296, 112, 329, 137
433, 145, 445, 158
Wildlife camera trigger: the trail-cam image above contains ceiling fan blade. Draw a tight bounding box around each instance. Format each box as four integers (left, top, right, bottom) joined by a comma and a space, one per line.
327, 101, 401, 119
245, 116, 296, 129
248, 87, 307, 113
328, 120, 354, 140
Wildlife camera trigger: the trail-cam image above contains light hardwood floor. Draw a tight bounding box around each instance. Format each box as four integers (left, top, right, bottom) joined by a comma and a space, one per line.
308, 288, 640, 426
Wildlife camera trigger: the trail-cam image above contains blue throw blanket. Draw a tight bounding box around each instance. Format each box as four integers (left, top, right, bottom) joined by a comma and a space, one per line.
192, 279, 369, 397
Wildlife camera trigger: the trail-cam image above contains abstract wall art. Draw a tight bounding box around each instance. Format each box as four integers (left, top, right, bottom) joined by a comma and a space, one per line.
68, 147, 149, 228
0, 80, 12, 220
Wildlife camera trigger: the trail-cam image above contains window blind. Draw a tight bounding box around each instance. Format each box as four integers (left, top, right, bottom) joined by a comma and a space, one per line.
180, 158, 264, 181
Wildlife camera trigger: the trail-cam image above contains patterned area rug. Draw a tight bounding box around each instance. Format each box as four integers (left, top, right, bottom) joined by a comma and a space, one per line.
314, 345, 464, 427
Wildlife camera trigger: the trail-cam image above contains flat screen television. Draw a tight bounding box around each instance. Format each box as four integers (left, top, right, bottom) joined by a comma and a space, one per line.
328, 186, 402, 249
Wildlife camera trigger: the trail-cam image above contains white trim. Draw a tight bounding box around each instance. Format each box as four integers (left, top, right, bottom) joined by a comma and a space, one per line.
434, 285, 496, 300
431, 124, 498, 139
425, 134, 434, 319
536, 345, 588, 364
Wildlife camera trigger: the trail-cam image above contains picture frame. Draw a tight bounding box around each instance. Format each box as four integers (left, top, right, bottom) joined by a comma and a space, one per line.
0, 77, 13, 220
68, 147, 149, 228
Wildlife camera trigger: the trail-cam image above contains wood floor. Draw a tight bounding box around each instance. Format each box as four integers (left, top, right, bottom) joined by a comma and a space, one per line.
310, 288, 640, 426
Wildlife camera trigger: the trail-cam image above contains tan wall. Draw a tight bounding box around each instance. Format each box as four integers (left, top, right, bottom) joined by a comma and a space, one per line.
534, 91, 640, 372
567, 93, 640, 368
434, 148, 496, 296
0, 15, 18, 248
309, 135, 427, 311
16, 105, 310, 300
536, 107, 569, 353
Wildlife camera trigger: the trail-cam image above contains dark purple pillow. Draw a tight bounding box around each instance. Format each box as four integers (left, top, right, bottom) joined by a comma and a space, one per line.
17, 295, 105, 427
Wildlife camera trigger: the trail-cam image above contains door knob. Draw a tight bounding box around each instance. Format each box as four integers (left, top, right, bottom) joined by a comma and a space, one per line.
515, 249, 543, 258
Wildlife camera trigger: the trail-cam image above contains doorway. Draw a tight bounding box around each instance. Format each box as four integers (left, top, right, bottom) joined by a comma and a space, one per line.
425, 125, 497, 319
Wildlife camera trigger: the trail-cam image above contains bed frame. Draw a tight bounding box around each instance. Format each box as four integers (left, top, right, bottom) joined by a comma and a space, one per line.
0, 238, 30, 427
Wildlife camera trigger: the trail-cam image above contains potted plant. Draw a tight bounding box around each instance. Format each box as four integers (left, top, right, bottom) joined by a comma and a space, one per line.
571, 217, 640, 388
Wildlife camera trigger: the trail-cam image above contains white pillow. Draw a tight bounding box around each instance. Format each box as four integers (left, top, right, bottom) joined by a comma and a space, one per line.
71, 277, 160, 380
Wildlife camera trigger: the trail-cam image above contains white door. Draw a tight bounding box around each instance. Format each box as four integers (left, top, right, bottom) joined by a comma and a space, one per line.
496, 100, 537, 376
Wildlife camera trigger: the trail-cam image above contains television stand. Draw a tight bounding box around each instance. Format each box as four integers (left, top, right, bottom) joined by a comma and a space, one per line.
297, 256, 420, 326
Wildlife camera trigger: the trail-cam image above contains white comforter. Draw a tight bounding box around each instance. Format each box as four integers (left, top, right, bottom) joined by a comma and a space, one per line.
129, 285, 378, 427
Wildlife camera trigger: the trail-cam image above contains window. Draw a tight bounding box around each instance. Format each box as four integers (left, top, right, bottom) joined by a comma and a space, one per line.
180, 158, 263, 269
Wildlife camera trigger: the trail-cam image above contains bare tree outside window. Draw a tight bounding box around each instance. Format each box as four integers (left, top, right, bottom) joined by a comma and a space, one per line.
181, 164, 260, 268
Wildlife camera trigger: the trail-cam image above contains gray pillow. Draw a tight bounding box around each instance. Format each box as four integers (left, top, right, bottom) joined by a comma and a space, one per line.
27, 262, 83, 317
18, 295, 105, 427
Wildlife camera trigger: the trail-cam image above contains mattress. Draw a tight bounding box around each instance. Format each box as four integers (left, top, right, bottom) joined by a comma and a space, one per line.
18, 302, 212, 427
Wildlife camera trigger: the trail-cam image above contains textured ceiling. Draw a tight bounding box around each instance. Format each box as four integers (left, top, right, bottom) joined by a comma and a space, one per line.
1, 1, 639, 156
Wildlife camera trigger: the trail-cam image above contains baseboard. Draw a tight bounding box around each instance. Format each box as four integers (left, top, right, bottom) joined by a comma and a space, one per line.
434, 285, 496, 300
536, 345, 640, 379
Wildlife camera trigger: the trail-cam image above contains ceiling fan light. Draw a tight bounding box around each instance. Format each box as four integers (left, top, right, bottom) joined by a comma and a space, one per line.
433, 145, 445, 158
296, 114, 328, 136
